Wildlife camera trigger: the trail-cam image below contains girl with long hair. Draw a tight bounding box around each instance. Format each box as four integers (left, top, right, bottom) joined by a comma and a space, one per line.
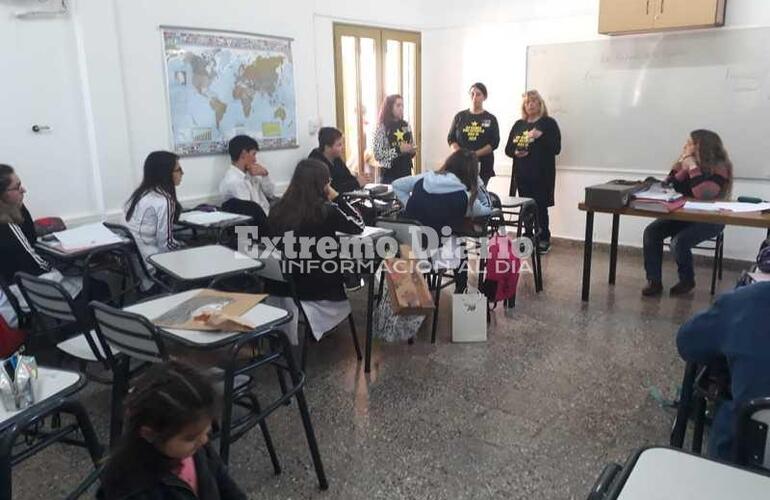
124, 151, 185, 265
392, 149, 493, 292
266, 159, 364, 344
642, 129, 734, 296
373, 94, 416, 183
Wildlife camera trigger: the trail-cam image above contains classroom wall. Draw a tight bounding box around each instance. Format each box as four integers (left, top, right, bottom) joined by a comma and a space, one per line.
421, 0, 770, 261
0, 0, 421, 225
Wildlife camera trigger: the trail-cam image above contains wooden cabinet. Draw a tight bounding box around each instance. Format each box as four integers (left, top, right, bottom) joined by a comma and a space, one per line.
599, 0, 726, 35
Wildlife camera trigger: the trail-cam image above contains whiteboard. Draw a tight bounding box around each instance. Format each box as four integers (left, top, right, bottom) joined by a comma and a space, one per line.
526, 28, 770, 180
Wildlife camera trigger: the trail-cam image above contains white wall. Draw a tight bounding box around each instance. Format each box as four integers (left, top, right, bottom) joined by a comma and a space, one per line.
1, 0, 422, 225
422, 0, 770, 261
5, 0, 770, 260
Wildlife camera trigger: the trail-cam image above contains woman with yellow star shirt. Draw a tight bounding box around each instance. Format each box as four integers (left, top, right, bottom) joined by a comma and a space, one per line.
447, 82, 500, 185
505, 90, 561, 254
373, 94, 416, 184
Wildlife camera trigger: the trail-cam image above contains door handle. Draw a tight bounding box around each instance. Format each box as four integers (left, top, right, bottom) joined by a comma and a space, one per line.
646, 0, 650, 15
659, 0, 664, 15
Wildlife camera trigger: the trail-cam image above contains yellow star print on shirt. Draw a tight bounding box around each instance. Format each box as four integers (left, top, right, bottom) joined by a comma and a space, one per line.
462, 121, 484, 142
393, 128, 406, 143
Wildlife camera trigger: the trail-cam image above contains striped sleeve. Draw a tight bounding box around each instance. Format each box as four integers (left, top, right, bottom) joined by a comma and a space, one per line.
9, 223, 51, 274
328, 198, 365, 235
158, 192, 184, 251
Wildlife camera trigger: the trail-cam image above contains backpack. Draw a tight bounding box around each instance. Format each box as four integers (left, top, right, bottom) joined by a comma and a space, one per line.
481, 234, 521, 304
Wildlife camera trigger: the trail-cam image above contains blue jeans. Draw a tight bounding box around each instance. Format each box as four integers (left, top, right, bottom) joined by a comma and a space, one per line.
643, 220, 724, 283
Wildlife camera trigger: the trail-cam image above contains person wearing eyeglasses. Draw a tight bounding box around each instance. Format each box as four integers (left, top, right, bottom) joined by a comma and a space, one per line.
124, 151, 185, 288
0, 164, 109, 327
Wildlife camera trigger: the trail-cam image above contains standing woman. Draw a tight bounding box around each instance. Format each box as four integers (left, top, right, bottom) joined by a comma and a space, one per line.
642, 130, 733, 297
447, 83, 500, 186
373, 94, 416, 184
505, 90, 561, 254
124, 151, 185, 288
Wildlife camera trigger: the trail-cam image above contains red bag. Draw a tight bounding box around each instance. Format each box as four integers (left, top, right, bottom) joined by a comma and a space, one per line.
0, 315, 27, 358
482, 234, 521, 303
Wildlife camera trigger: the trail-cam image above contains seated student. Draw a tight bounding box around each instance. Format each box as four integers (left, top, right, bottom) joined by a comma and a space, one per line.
124, 152, 185, 290
676, 281, 770, 461
0, 164, 108, 325
265, 159, 364, 344
309, 127, 370, 194
98, 361, 246, 499
392, 149, 493, 292
219, 135, 276, 225
642, 130, 733, 296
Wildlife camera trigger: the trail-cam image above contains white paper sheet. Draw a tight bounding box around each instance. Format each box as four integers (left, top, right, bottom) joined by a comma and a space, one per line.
179, 211, 248, 225
336, 226, 391, 238
52, 223, 122, 250
684, 201, 770, 213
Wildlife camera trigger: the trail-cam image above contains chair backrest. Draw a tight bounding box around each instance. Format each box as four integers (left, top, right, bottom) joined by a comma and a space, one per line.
735, 396, 770, 471
252, 245, 288, 283
15, 271, 80, 324
90, 300, 167, 363
103, 222, 165, 291
0, 278, 26, 325
374, 217, 424, 248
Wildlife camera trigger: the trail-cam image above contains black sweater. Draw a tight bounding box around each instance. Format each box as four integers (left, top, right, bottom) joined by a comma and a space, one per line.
309, 148, 360, 194
0, 205, 51, 283
97, 444, 246, 500
447, 110, 500, 181
505, 116, 561, 206
266, 198, 365, 301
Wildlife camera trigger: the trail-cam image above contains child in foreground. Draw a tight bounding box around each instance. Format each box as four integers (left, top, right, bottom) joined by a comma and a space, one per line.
98, 361, 246, 499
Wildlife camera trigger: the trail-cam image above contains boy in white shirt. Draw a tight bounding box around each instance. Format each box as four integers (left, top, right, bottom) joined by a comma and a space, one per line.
219, 135, 276, 215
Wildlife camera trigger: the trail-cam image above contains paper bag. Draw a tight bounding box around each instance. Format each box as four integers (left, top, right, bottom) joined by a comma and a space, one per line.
451, 289, 487, 342
153, 289, 266, 331
383, 245, 434, 315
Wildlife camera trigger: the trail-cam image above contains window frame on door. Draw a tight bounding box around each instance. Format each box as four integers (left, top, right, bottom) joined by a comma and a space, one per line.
332, 23, 422, 173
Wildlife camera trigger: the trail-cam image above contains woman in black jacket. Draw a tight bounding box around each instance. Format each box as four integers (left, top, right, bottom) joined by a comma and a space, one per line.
266, 159, 364, 342
0, 164, 108, 325
505, 90, 561, 254
98, 361, 246, 500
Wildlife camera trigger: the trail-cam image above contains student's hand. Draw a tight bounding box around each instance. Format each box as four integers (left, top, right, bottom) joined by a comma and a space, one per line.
528, 128, 543, 140
357, 173, 371, 187
248, 163, 269, 176
400, 143, 414, 154
325, 184, 339, 201
514, 150, 529, 158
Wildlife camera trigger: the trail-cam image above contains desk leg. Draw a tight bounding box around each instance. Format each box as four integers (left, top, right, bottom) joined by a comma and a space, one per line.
364, 271, 375, 374
581, 211, 595, 302
109, 355, 130, 446
609, 214, 620, 285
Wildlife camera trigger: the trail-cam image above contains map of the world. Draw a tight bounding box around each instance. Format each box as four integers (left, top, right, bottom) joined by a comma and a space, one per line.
162, 28, 298, 156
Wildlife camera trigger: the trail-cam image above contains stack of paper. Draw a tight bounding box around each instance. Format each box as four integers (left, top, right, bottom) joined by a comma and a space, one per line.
684, 201, 770, 213
52, 223, 122, 251
179, 211, 248, 225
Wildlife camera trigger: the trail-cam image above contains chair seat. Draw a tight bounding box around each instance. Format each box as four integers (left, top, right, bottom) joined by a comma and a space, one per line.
57, 331, 109, 362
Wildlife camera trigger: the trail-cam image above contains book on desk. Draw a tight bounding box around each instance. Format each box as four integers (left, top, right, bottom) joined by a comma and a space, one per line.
629, 187, 685, 213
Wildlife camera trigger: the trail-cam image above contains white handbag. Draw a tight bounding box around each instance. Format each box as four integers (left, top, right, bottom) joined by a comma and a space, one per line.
451, 288, 487, 342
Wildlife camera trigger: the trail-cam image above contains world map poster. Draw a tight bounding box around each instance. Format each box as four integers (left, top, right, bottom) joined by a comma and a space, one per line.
162, 28, 298, 156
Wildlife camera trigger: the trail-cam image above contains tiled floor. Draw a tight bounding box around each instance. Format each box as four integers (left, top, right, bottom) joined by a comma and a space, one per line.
11, 242, 743, 499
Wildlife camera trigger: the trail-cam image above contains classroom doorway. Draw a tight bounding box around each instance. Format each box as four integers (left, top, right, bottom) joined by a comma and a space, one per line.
333, 24, 421, 178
